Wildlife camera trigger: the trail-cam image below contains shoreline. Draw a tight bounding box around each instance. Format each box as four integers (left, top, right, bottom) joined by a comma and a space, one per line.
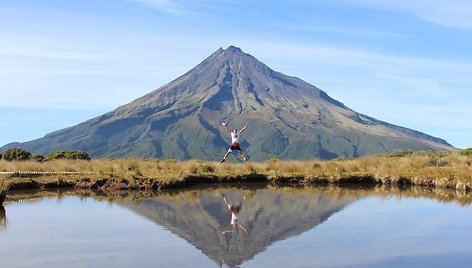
1, 151, 471, 205
1, 171, 470, 192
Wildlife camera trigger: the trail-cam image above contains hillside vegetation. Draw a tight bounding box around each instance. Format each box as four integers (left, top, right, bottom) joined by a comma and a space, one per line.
1, 148, 90, 162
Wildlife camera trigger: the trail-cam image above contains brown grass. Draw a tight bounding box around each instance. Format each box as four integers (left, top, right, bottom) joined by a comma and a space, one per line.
0, 151, 471, 191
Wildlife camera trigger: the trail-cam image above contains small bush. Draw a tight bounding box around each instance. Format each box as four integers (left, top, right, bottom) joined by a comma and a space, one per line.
46, 151, 91, 160
388, 150, 413, 158
200, 164, 215, 173
133, 168, 143, 177
127, 162, 139, 171
425, 157, 449, 167
0, 181, 9, 192
126, 161, 143, 177
187, 164, 198, 174
2, 147, 32, 161
414, 151, 451, 158
459, 148, 472, 157
31, 154, 45, 162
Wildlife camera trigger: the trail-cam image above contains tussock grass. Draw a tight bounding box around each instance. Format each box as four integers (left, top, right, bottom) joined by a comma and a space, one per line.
0, 151, 471, 191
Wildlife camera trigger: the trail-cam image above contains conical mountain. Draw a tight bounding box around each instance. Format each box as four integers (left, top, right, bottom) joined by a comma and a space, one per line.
1, 46, 454, 160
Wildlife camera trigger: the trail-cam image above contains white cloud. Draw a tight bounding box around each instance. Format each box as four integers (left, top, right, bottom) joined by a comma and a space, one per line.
234, 40, 471, 148
338, 0, 472, 29
0, 43, 110, 62
234, 39, 472, 77
127, 0, 189, 14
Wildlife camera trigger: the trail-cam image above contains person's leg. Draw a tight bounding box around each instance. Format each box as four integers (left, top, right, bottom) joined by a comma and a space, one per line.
238, 150, 247, 161
221, 149, 231, 163
239, 224, 248, 234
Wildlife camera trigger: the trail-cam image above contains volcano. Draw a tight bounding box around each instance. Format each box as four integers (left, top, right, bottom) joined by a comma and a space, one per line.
1, 46, 454, 160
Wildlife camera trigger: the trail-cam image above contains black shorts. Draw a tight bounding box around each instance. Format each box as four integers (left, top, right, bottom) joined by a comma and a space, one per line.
228, 143, 241, 152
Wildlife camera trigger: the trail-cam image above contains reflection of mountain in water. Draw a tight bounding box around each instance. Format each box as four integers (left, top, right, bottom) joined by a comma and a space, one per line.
119, 188, 358, 267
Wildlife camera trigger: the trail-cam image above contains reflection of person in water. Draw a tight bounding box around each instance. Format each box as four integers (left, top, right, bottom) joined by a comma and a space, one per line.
221, 193, 247, 235
0, 206, 7, 230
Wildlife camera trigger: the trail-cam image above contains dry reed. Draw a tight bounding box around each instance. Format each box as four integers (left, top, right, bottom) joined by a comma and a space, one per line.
0, 151, 470, 191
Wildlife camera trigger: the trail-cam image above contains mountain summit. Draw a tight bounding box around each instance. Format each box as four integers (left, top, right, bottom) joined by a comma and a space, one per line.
1, 46, 454, 160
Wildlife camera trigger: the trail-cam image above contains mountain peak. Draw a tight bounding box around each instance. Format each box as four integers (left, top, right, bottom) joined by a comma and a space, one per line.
225, 45, 243, 53
1, 46, 454, 160
213, 45, 248, 60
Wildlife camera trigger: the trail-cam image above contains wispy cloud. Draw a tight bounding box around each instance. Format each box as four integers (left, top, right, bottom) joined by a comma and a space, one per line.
337, 0, 472, 29
236, 39, 472, 73
0, 44, 111, 62
234, 39, 471, 147
127, 0, 189, 14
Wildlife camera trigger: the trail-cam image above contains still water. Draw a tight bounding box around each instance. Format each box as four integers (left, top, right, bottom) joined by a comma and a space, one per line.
1, 186, 472, 268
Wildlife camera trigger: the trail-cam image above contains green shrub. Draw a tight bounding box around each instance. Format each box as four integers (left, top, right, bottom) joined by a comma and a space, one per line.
388, 150, 413, 158
425, 157, 449, 167
133, 168, 143, 177
128, 162, 139, 171
414, 150, 451, 157
31, 154, 45, 162
459, 148, 472, 157
46, 150, 91, 160
1, 147, 32, 161
313, 162, 322, 169
0, 181, 8, 192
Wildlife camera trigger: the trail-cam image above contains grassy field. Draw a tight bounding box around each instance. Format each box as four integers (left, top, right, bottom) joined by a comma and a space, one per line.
0, 151, 471, 193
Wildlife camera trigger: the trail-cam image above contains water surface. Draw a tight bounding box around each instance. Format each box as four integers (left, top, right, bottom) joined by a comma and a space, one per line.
1, 186, 471, 268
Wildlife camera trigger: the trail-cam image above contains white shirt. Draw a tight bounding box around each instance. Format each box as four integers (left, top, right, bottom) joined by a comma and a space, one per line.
231, 132, 239, 144
231, 212, 239, 225
228, 204, 240, 224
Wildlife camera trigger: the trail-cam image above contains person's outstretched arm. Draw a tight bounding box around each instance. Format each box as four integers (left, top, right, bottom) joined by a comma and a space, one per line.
222, 194, 230, 206
240, 124, 248, 133
222, 122, 231, 133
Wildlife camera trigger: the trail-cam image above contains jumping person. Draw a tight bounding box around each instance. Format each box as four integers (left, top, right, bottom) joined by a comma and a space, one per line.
220, 122, 248, 163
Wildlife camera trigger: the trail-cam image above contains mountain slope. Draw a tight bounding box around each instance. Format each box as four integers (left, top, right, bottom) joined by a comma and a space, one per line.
0, 46, 454, 160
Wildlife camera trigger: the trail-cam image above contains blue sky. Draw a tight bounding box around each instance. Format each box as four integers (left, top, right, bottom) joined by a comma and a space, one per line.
0, 0, 471, 149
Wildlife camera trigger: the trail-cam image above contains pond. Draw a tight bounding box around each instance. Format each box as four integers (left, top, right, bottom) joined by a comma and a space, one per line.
1, 185, 472, 268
